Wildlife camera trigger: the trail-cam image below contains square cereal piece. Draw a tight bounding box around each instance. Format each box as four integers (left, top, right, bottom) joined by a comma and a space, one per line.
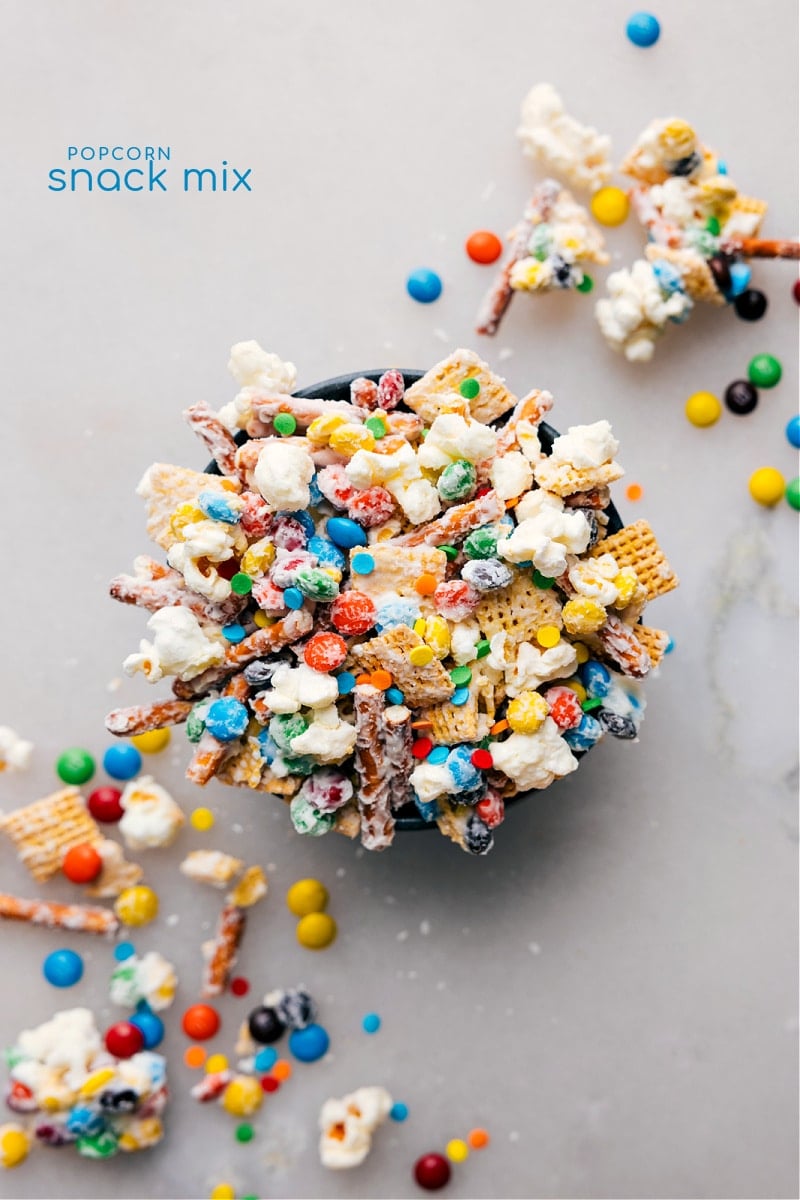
474, 572, 563, 646
347, 545, 447, 605
0, 786, 102, 883
590, 519, 678, 600
417, 668, 499, 744
136, 463, 240, 551
403, 349, 518, 425
632, 624, 671, 667
352, 625, 455, 707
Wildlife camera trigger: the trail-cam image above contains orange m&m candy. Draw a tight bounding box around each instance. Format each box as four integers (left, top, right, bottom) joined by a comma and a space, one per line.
62, 843, 103, 884
466, 230, 503, 264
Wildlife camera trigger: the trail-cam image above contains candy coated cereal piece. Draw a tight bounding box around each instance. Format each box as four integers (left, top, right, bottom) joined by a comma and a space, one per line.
286, 878, 329, 916
56, 747, 95, 785
685, 391, 721, 428
785, 477, 800, 510
42, 948, 84, 987
87, 785, 124, 823
288, 1023, 330, 1062
205, 698, 249, 742
406, 268, 442, 303
182, 1003, 220, 1040
331, 591, 377, 636
115, 885, 159, 926
747, 354, 782, 388
626, 11, 660, 46
104, 1020, 145, 1059
562, 596, 606, 636
326, 517, 368, 549
466, 230, 503, 264
590, 187, 630, 227
544, 685, 583, 730
434, 579, 481, 620
304, 632, 348, 673
131, 727, 171, 753
0, 1124, 30, 1169
130, 1009, 165, 1049
748, 467, 785, 506
464, 526, 498, 559
317, 464, 356, 508
297, 911, 337, 949
222, 1075, 263, 1116
413, 1152, 451, 1190
271, 515, 309, 551
62, 843, 103, 883
378, 368, 405, 410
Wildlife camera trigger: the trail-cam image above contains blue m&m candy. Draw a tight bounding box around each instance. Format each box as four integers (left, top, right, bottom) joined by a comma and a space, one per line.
130, 1009, 165, 1049
406, 268, 443, 303
205, 698, 249, 742
326, 517, 368, 549
626, 11, 660, 46
103, 743, 142, 781
43, 949, 84, 988
288, 1023, 330, 1063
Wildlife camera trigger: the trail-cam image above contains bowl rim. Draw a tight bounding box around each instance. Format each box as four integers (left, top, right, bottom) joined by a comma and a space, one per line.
208, 368, 623, 832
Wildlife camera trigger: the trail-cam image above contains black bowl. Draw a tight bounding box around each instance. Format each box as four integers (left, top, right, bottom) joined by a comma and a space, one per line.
208, 369, 623, 831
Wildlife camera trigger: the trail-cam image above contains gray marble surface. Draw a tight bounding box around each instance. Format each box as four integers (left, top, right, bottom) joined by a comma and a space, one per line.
1, 1, 798, 1197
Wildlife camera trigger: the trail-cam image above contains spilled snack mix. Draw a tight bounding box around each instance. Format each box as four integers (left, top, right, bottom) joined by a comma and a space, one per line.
106, 344, 677, 854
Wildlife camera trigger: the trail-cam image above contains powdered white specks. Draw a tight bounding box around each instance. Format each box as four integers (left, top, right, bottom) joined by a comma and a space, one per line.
528, 941, 542, 955
420, 920, 431, 936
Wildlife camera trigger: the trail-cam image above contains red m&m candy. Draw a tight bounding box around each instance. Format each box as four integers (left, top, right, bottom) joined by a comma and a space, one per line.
105, 1021, 145, 1059
87, 786, 124, 823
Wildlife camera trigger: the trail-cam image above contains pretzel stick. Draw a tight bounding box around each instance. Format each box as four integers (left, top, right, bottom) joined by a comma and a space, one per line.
201, 903, 246, 997
106, 699, 193, 736
494, 389, 554, 456
476, 181, 560, 336
173, 609, 313, 699
183, 401, 240, 476
0, 892, 119, 936
353, 685, 395, 851
722, 236, 800, 260
390, 490, 505, 547
110, 556, 244, 623
596, 614, 651, 679
383, 705, 413, 811
249, 392, 361, 426
186, 730, 229, 785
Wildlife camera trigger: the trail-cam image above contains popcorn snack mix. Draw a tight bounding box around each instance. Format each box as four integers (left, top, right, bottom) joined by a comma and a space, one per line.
3, 1008, 167, 1158
107, 343, 677, 854
596, 117, 800, 360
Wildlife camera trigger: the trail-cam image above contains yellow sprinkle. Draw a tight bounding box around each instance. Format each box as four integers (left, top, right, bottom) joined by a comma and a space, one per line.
191, 807, 215, 831
409, 645, 434, 667
573, 642, 590, 664
130, 728, 171, 754
536, 625, 561, 649
253, 610, 270, 628
564, 679, 587, 704
446, 1138, 470, 1163
210, 1186, 236, 1200
413, 618, 427, 636
205, 1054, 229, 1074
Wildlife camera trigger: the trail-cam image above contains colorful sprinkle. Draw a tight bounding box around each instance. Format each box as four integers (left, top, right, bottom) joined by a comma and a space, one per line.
273, 412, 297, 436
468, 1128, 490, 1149
390, 1101, 409, 1121
536, 625, 561, 648
351, 552, 375, 575
235, 1122, 255, 1143
261, 1075, 280, 1093
459, 377, 481, 400
625, 483, 643, 502
362, 1013, 381, 1034
191, 807, 215, 831
450, 665, 472, 686
222, 623, 246, 643
271, 1060, 292, 1081
254, 1048, 278, 1072
451, 686, 471, 706
113, 941, 136, 962
446, 1138, 469, 1163
590, 187, 630, 227
409, 645, 434, 667
427, 746, 449, 765
206, 1054, 229, 1074
183, 1045, 207, 1069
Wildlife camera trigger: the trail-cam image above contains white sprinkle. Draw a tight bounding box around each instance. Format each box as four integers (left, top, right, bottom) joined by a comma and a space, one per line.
528, 941, 541, 955
335, 867, 346, 878
166, 913, 180, 927
420, 920, 431, 936
396, 930, 409, 942
433, 328, 450, 342
498, 347, 514, 362
231, 823, 243, 834
481, 180, 496, 201
509, 1130, 520, 1142
106, 677, 122, 692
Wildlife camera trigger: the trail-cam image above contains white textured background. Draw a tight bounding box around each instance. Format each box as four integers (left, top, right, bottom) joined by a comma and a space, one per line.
0, 1, 798, 1197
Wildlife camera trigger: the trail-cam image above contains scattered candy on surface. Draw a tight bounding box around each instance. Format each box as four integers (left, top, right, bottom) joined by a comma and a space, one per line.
748, 467, 786, 506
685, 391, 721, 428
413, 1152, 452, 1190
182, 1003, 221, 1040
468, 1128, 490, 1149
724, 380, 759, 416
61, 843, 103, 884
296, 912, 337, 950
362, 1013, 381, 1034
390, 1102, 409, 1122
289, 1023, 330, 1063
114, 885, 159, 927
785, 477, 800, 510
786, 416, 800, 448
102, 743, 142, 781
248, 1005, 285, 1045
466, 230, 503, 264
406, 268, 443, 303
625, 11, 661, 46
0, 1124, 30, 1169
190, 807, 215, 831
42, 948, 84, 988
286, 878, 329, 917
130, 1010, 165, 1050
87, 785, 124, 823
184, 1045, 207, 1069
446, 1138, 469, 1163
590, 187, 630, 227
104, 1020, 145, 1059
733, 288, 768, 321
230, 976, 250, 996
55, 748, 95, 786
747, 354, 782, 389
222, 1076, 263, 1117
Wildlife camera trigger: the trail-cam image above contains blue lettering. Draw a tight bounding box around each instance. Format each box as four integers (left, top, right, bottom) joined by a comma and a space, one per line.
148, 162, 168, 191
70, 168, 93, 191
124, 168, 143, 191
48, 168, 66, 191
97, 168, 121, 191
156, 147, 170, 160
232, 167, 252, 192
183, 167, 216, 192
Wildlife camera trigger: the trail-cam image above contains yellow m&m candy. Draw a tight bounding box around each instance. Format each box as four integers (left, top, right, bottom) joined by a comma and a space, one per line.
114, 885, 159, 927
590, 186, 630, 226
0, 1124, 30, 1168
748, 467, 785, 506
685, 391, 721, 427
286, 878, 329, 917
131, 728, 171, 754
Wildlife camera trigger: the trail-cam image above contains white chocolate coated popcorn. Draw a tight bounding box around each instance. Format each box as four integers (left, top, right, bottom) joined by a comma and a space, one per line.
118, 776, 185, 850
501, 638, 578, 696
290, 706, 357, 764
123, 607, 226, 683
218, 342, 298, 433
254, 440, 314, 510
15, 1008, 101, 1091
167, 518, 243, 603
347, 442, 440, 525
266, 663, 339, 713
417, 412, 497, 468
550, 420, 619, 470
109, 951, 177, 1011
595, 259, 693, 362
497, 509, 590, 577
517, 83, 612, 193
180, 849, 243, 886
490, 718, 578, 791
319, 1085, 392, 1169
0, 726, 33, 773
490, 451, 533, 500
